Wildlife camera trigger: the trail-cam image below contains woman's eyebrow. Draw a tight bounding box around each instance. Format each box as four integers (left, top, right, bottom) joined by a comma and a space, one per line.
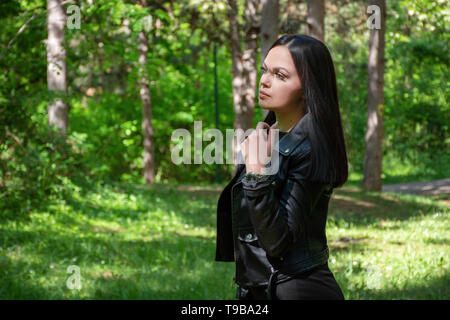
262, 62, 291, 75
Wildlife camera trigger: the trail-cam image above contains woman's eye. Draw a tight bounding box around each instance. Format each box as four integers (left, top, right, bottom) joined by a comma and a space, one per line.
260, 68, 284, 80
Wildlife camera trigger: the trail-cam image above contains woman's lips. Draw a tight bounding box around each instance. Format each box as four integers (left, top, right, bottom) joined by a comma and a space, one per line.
259, 91, 271, 98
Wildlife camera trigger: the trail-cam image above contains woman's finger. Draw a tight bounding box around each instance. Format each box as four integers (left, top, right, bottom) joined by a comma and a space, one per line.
256, 122, 270, 130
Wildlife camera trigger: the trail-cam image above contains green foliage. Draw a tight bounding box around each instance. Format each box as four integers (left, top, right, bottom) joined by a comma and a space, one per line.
0, 125, 89, 221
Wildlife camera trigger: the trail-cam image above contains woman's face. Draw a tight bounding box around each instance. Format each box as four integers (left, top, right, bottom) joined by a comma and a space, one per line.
258, 45, 303, 112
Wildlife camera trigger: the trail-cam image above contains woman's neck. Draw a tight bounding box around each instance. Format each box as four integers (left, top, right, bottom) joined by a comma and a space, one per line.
275, 107, 305, 132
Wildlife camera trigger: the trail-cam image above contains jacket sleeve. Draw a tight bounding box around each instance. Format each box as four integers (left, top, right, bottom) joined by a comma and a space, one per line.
241, 148, 324, 258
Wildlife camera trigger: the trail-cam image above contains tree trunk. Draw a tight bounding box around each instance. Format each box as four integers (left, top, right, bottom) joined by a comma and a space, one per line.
47, 0, 68, 136
362, 0, 386, 191
260, 0, 279, 120
138, 29, 155, 184
227, 0, 260, 176
306, 0, 325, 42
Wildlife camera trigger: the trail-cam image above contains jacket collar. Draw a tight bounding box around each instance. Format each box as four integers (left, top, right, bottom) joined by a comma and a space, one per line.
273, 112, 310, 156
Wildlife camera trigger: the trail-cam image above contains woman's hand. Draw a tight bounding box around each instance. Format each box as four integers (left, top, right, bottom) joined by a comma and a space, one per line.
240, 121, 278, 174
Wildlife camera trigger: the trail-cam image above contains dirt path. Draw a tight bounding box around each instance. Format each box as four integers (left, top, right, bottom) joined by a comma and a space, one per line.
382, 178, 450, 195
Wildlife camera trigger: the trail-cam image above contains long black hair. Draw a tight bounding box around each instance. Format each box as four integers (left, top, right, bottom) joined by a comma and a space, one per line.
263, 34, 348, 189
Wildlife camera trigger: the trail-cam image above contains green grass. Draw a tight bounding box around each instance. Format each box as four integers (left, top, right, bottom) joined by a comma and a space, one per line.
0, 180, 448, 299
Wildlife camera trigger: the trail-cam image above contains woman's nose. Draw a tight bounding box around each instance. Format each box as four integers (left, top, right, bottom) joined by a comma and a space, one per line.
260, 74, 271, 88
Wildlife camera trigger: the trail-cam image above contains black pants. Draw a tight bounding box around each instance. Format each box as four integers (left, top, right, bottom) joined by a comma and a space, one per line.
236, 263, 345, 300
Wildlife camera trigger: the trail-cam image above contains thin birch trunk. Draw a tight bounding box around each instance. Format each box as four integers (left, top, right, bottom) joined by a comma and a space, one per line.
47, 0, 68, 136
138, 29, 155, 184
362, 0, 386, 191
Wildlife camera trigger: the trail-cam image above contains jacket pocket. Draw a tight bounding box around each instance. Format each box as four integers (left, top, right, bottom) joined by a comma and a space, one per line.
235, 227, 272, 285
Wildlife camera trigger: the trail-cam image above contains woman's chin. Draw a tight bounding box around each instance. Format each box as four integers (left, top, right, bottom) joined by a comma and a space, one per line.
259, 103, 276, 111
258, 100, 272, 109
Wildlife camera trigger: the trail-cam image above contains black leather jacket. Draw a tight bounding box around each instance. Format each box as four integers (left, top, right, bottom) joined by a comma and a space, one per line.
215, 112, 334, 293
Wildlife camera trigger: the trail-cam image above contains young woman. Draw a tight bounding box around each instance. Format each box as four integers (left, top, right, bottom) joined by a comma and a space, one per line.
215, 34, 348, 300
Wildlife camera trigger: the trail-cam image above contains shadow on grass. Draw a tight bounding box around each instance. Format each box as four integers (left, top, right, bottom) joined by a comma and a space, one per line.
0, 226, 235, 299
0, 255, 53, 299
328, 186, 448, 227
